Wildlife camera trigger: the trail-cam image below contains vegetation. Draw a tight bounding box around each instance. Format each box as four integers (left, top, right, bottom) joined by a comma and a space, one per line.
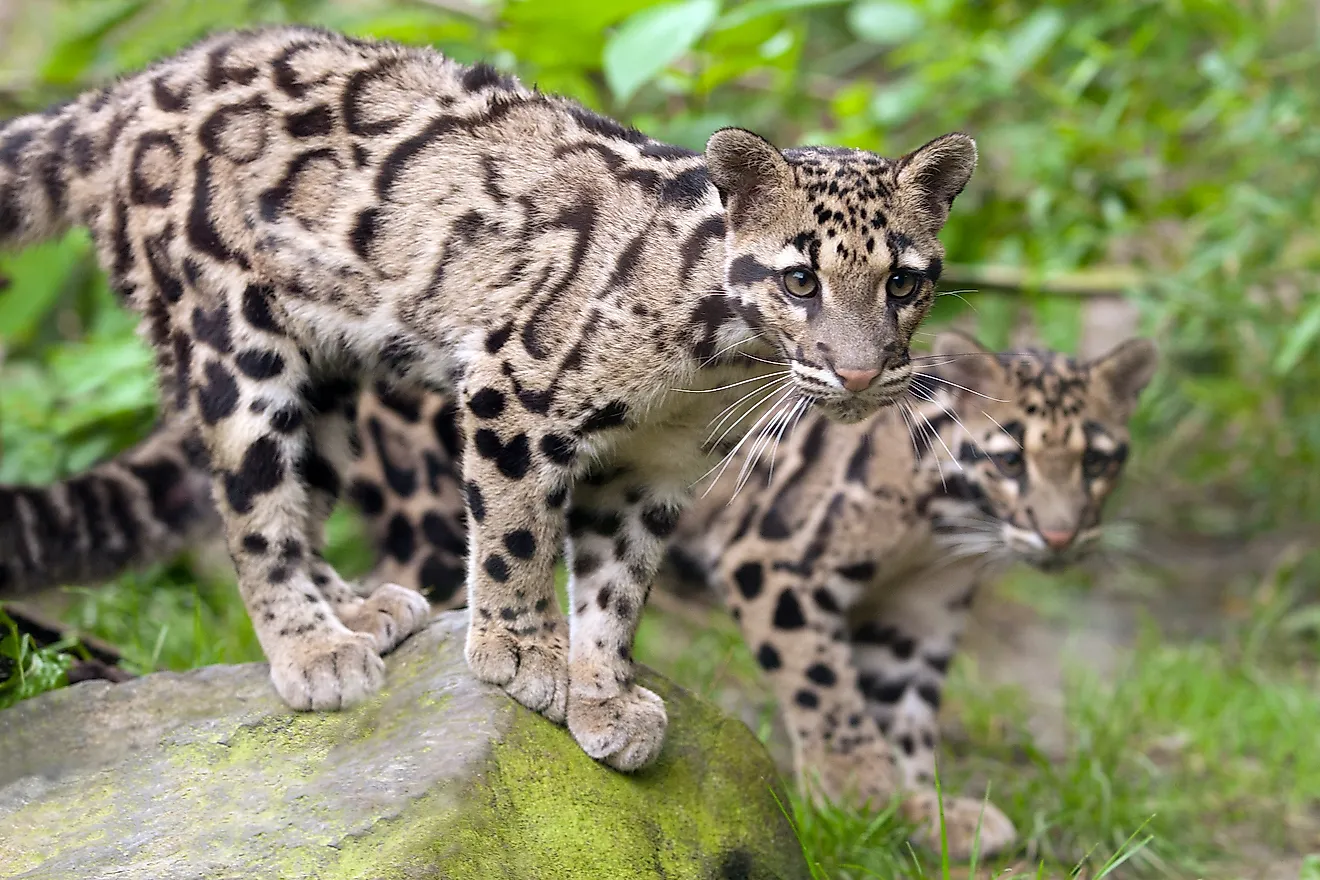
2, 0, 1318, 876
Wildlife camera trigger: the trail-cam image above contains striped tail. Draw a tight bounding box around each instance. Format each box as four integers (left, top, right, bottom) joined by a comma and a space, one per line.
0, 85, 117, 250
0, 416, 218, 596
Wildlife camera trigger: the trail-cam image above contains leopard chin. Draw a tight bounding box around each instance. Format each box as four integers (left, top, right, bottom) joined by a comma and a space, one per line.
812, 396, 896, 425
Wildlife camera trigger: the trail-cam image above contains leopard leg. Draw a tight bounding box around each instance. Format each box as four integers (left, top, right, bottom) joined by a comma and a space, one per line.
304, 378, 430, 654
405, 392, 469, 607
562, 455, 688, 771
727, 552, 902, 809
193, 336, 382, 712
851, 564, 1016, 859
348, 387, 469, 607
459, 367, 572, 725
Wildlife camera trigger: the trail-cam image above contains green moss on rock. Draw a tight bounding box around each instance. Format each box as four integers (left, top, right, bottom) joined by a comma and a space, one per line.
0, 613, 808, 880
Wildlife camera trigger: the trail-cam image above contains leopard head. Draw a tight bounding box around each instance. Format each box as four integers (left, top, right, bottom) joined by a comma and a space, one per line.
923, 331, 1158, 570
705, 129, 977, 424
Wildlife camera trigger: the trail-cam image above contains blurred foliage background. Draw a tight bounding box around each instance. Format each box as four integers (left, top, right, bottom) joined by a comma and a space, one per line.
2, 0, 1318, 540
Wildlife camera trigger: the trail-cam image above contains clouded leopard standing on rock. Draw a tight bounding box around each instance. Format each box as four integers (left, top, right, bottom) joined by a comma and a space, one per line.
0, 331, 1155, 858
0, 27, 976, 769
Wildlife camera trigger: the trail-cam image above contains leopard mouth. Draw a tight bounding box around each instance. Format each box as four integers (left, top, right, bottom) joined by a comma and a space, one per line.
792, 373, 910, 424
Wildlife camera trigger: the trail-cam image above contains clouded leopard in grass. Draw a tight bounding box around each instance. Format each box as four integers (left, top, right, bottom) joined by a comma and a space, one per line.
0, 26, 975, 769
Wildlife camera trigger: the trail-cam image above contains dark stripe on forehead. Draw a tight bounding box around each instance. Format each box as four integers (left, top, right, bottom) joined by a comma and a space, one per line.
885, 230, 914, 257
791, 231, 822, 269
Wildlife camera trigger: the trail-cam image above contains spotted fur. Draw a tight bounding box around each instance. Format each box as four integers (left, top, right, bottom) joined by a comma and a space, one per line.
0, 26, 974, 768
671, 331, 1157, 856
0, 332, 1154, 857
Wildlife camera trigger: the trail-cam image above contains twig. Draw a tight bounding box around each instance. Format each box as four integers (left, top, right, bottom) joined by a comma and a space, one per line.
938, 263, 1143, 299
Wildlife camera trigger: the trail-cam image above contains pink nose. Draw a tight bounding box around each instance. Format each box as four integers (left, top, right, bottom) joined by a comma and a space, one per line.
837, 368, 880, 393
1039, 529, 1076, 551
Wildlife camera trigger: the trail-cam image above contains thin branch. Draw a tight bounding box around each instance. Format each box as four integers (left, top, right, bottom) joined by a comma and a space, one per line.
938, 263, 1143, 299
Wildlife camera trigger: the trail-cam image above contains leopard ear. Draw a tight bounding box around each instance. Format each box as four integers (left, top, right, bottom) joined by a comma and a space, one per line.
1090, 337, 1158, 414
705, 127, 792, 227
930, 330, 1003, 397
896, 132, 977, 229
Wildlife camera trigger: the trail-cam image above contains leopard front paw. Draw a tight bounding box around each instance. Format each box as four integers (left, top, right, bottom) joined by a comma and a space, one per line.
901, 790, 1017, 860
338, 582, 432, 653
567, 684, 668, 771
268, 629, 385, 711
466, 626, 569, 724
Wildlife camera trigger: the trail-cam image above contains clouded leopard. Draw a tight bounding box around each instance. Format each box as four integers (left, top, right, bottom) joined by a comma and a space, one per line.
0, 26, 975, 768
0, 330, 1155, 858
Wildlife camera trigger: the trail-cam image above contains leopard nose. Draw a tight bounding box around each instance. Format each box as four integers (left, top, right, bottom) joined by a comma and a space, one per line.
1039, 528, 1077, 551
837, 368, 881, 392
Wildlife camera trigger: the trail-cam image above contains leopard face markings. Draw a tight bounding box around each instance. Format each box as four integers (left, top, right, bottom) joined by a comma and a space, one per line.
0, 26, 973, 768
922, 332, 1159, 572
708, 132, 976, 426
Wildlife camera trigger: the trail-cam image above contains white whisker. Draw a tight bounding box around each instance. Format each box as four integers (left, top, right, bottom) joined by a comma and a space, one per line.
911, 370, 1008, 403
739, 351, 791, 367
673, 369, 789, 394
915, 401, 962, 481
979, 409, 1021, 449
699, 385, 798, 497
704, 375, 793, 450
896, 398, 922, 465
767, 397, 809, 483
701, 331, 767, 367
908, 385, 982, 458
909, 350, 1033, 363
903, 400, 948, 490
734, 393, 800, 495
939, 288, 982, 312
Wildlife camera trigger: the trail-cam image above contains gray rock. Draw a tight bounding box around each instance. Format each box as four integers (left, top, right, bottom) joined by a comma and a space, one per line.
0, 612, 809, 880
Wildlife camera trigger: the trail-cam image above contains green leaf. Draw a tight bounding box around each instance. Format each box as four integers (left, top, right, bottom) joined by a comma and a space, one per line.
846, 0, 923, 46
1274, 300, 1320, 377
989, 8, 1064, 83
0, 611, 74, 710
717, 0, 848, 31
0, 233, 92, 348
603, 0, 721, 103
868, 76, 927, 126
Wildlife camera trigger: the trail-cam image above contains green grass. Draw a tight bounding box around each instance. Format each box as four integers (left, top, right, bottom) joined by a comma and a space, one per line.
633, 588, 1320, 878
1, 506, 374, 681
0, 609, 75, 710
942, 635, 1320, 876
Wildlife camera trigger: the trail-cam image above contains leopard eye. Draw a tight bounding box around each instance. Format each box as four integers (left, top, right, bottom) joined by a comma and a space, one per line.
886, 270, 919, 299
782, 267, 820, 298
1082, 449, 1110, 479
995, 450, 1025, 478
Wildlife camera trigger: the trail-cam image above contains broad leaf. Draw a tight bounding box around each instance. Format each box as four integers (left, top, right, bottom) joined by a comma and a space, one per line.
603, 0, 721, 103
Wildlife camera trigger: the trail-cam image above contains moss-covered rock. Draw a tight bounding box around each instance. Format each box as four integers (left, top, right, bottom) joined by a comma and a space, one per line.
0, 612, 809, 880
